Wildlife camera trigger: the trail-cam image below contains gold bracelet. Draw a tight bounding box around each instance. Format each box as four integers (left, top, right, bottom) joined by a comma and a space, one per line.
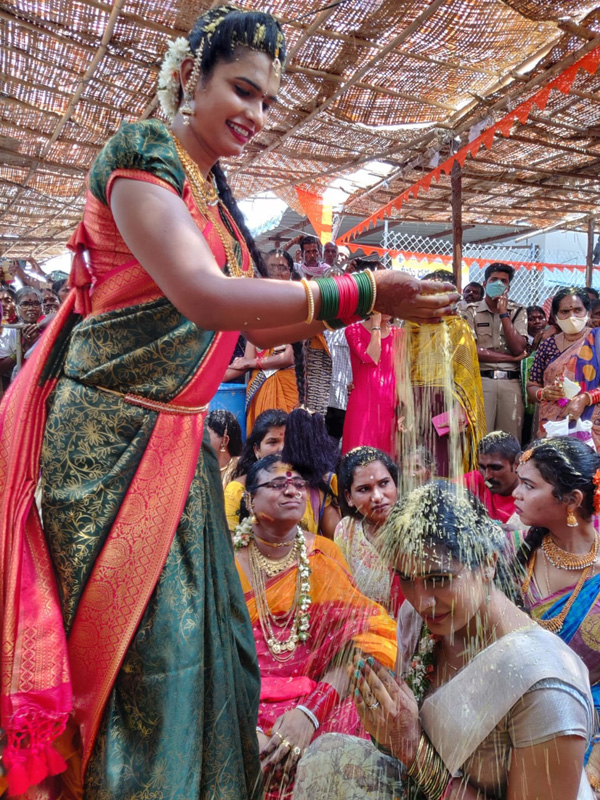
301, 279, 315, 325
365, 269, 377, 315
407, 734, 450, 800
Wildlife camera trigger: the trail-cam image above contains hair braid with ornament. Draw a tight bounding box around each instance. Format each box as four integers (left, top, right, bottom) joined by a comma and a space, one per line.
515, 437, 600, 570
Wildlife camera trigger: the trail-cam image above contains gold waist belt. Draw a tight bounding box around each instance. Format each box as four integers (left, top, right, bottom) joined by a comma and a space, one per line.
95, 385, 208, 416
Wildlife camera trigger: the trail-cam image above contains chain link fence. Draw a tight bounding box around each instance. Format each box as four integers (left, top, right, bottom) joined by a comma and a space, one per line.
380, 230, 594, 309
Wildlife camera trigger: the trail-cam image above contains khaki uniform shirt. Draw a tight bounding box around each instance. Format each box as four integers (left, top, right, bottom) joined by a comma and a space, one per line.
464, 299, 527, 371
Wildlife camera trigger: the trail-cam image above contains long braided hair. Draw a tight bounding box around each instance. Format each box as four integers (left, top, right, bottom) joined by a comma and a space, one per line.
182, 6, 286, 278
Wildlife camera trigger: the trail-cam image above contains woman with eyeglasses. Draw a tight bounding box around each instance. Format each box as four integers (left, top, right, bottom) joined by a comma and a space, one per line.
293, 481, 595, 800
527, 287, 600, 448
234, 453, 397, 800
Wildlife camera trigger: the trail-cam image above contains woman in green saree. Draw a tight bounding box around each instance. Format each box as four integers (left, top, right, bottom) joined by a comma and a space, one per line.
0, 6, 458, 799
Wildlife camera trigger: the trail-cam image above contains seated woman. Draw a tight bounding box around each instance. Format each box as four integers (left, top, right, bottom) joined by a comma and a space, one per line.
224, 408, 287, 530
513, 437, 600, 792
335, 446, 403, 615
527, 287, 600, 449
294, 481, 594, 800
205, 409, 243, 488
281, 408, 341, 539
233, 454, 398, 800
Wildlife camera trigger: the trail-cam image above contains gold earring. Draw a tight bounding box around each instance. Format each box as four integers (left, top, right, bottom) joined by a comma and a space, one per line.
567, 509, 578, 527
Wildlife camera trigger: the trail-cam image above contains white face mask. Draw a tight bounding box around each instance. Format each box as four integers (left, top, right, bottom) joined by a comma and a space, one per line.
556, 315, 588, 334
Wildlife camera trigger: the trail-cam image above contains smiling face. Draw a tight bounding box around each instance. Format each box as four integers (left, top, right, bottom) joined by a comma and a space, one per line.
394, 548, 488, 637
346, 461, 398, 526
513, 459, 567, 528
16, 291, 42, 323
251, 465, 307, 528
182, 48, 280, 167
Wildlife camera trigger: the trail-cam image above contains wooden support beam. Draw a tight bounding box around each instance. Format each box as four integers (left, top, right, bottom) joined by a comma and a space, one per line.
470, 228, 535, 245
429, 224, 475, 240
451, 161, 462, 292
587, 218, 595, 287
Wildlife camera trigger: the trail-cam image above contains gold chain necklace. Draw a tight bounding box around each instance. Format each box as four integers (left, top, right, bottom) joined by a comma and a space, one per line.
250, 539, 298, 578
541, 533, 599, 570
171, 134, 252, 279
523, 550, 594, 633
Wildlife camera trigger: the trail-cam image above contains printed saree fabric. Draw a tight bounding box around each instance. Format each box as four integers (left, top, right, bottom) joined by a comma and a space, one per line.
237, 535, 397, 798
532, 328, 600, 449
0, 119, 262, 799
524, 570, 600, 753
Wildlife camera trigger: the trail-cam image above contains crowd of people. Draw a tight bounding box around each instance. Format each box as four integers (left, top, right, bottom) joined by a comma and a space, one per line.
0, 5, 599, 800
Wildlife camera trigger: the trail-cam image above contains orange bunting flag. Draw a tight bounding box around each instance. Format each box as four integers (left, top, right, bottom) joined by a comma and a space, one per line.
295, 187, 333, 245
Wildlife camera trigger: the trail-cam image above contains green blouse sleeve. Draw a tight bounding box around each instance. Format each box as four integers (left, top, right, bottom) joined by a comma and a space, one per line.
89, 119, 185, 205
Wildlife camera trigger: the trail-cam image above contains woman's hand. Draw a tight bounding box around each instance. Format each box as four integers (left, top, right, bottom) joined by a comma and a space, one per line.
350, 654, 420, 765
557, 393, 589, 420
542, 382, 566, 402
259, 708, 316, 776
21, 324, 41, 350
374, 272, 459, 324
229, 356, 250, 372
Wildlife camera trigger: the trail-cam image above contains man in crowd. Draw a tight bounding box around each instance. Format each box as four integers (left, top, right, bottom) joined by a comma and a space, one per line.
323, 241, 338, 269
463, 281, 484, 304
299, 235, 329, 279
462, 431, 520, 524
464, 262, 527, 441
324, 326, 351, 442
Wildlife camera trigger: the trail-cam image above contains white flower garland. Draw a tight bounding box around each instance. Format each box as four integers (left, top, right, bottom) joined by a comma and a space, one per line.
157, 37, 193, 121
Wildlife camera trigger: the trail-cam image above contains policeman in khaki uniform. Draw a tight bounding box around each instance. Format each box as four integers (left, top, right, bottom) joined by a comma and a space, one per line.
464, 262, 527, 441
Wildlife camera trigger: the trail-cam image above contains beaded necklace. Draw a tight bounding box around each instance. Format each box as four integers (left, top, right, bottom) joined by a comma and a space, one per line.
171, 134, 252, 279
233, 519, 312, 662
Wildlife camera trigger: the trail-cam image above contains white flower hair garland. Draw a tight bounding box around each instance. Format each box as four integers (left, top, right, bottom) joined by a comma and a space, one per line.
157, 37, 192, 121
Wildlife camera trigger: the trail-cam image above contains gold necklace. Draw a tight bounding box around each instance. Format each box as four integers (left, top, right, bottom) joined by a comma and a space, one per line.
250, 539, 298, 578
541, 533, 599, 570
253, 531, 297, 549
171, 134, 252, 279
523, 550, 593, 633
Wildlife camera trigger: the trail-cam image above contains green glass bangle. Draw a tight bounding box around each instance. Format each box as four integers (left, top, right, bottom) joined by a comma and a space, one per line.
353, 271, 374, 318
323, 318, 346, 330
315, 277, 340, 321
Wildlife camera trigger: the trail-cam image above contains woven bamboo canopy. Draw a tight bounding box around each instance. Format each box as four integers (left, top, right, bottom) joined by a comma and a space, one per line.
2, 0, 600, 260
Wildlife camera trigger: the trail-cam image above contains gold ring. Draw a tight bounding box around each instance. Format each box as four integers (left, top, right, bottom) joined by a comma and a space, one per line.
274, 731, 284, 741
281, 738, 292, 749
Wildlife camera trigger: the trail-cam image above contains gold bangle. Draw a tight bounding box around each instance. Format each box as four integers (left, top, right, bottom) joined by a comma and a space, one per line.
301, 279, 315, 325
365, 269, 377, 316
407, 733, 450, 800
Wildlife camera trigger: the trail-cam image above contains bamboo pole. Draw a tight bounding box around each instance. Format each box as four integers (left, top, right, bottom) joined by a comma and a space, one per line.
451, 161, 463, 291
586, 218, 595, 287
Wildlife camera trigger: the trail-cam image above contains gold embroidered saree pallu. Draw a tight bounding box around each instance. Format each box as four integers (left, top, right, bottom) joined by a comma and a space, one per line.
0, 291, 263, 799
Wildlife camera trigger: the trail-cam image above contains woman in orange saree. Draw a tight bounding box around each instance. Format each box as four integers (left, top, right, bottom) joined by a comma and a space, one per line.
233, 455, 397, 800
0, 8, 458, 798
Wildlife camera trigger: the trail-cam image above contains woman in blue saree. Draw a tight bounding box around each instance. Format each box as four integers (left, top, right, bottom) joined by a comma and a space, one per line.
514, 437, 600, 793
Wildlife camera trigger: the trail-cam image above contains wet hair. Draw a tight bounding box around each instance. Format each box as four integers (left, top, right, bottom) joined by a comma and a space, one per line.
206, 409, 243, 457
281, 408, 339, 491
338, 446, 399, 518
526, 305, 546, 318
182, 6, 287, 279
233, 408, 287, 479
478, 431, 521, 464
299, 235, 321, 254
516, 438, 600, 569
265, 249, 294, 273
484, 262, 515, 282
422, 269, 456, 286
550, 286, 591, 317
380, 480, 515, 596
15, 287, 42, 304
52, 278, 67, 295
246, 453, 284, 495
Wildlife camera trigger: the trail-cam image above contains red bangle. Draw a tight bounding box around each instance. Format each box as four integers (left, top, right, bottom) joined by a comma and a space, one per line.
334, 274, 359, 319
536, 388, 544, 403
589, 389, 600, 405
302, 682, 340, 725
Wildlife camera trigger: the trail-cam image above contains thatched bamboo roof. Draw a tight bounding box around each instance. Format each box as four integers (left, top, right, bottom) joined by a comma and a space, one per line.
2, 0, 600, 259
